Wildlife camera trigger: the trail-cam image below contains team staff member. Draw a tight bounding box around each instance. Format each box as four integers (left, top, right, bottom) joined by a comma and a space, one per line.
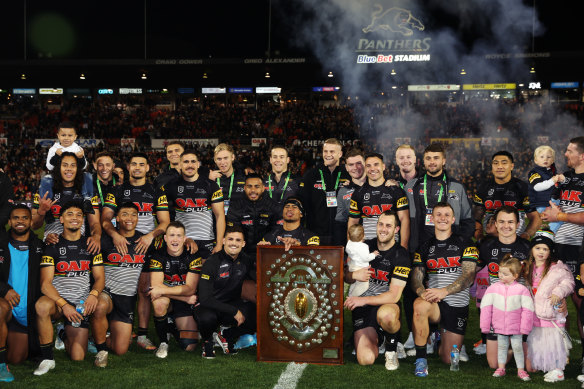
259, 197, 320, 250
195, 225, 256, 359
227, 173, 282, 256
405, 143, 474, 254
344, 211, 411, 370
102, 152, 171, 351
92, 151, 119, 210
148, 221, 202, 359
477, 206, 531, 369
473, 150, 541, 240
213, 143, 247, 214
394, 145, 420, 188
165, 150, 225, 259
348, 153, 409, 247
264, 146, 299, 203
91, 203, 152, 367
299, 138, 350, 245
34, 201, 105, 376
0, 205, 43, 382
410, 202, 478, 377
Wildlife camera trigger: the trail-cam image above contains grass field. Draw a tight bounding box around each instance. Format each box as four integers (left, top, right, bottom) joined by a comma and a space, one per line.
5, 295, 583, 389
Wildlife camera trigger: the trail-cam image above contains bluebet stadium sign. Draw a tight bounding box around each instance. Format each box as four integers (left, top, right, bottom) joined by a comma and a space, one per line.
356, 54, 431, 63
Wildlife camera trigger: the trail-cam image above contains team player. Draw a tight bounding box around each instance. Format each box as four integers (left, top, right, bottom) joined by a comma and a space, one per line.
0, 205, 44, 382
264, 146, 299, 203
165, 149, 225, 259
154, 141, 184, 190
410, 202, 478, 377
91, 202, 151, 367
92, 151, 119, 210
34, 201, 105, 375
473, 150, 541, 240
348, 153, 409, 247
148, 221, 202, 358
213, 143, 247, 214
101, 152, 171, 351
344, 210, 411, 370
195, 225, 256, 358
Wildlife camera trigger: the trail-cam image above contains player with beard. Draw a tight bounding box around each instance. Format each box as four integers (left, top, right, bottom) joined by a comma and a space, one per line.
0, 205, 44, 382
102, 152, 171, 351
299, 138, 350, 245
476, 205, 531, 368
92, 151, 119, 211
410, 202, 478, 377
344, 211, 411, 370
91, 202, 152, 367
148, 222, 201, 359
258, 197, 320, 250
34, 201, 105, 376
264, 146, 299, 204
473, 150, 541, 240
391, 145, 420, 189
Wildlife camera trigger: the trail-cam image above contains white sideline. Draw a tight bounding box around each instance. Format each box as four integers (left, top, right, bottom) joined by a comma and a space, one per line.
273, 362, 308, 389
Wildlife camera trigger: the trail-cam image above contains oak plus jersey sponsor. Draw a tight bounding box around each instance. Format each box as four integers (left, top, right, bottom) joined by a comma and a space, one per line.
359, 238, 411, 298
148, 248, 202, 286
104, 182, 168, 234
101, 231, 148, 296
478, 236, 530, 284
165, 177, 223, 241
349, 183, 408, 239
40, 236, 103, 305
413, 235, 478, 307
554, 171, 584, 245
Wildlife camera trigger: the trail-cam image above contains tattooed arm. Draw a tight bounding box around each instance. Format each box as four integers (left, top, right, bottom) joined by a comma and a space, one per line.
446, 261, 477, 295
411, 266, 427, 299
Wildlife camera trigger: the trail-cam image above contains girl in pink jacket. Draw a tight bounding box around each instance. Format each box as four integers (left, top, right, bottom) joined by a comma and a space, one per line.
525, 230, 574, 383
480, 255, 534, 381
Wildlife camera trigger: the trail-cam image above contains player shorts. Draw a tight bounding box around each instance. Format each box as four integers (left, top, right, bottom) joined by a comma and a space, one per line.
556, 243, 581, 282
438, 301, 468, 335
195, 240, 215, 259
7, 317, 28, 334
351, 305, 384, 340
170, 300, 194, 319
104, 288, 136, 324
63, 299, 90, 329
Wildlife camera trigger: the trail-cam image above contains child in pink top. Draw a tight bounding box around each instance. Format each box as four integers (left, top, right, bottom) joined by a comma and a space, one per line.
480, 255, 534, 381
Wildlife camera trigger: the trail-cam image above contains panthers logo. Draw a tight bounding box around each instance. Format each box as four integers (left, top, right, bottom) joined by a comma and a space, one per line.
362, 5, 424, 36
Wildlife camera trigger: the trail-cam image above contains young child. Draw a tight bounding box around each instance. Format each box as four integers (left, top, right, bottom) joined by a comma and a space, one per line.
525, 230, 574, 383
527, 146, 564, 233
480, 255, 534, 381
345, 224, 378, 297
45, 121, 87, 171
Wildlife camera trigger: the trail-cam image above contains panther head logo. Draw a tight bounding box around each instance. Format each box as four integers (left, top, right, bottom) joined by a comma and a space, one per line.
362, 5, 425, 36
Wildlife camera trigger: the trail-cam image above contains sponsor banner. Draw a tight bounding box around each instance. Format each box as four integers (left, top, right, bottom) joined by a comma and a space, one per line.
256, 87, 281, 94
35, 139, 104, 148
551, 82, 578, 89
293, 139, 358, 147
39, 88, 64, 95
408, 85, 460, 92
98, 88, 114, 95
151, 138, 219, 149
462, 84, 516, 90
119, 88, 142, 94
202, 88, 226, 94
356, 54, 430, 63
13, 88, 36, 95
177, 87, 195, 94
229, 87, 254, 93
251, 138, 266, 147
121, 138, 136, 148
312, 87, 341, 92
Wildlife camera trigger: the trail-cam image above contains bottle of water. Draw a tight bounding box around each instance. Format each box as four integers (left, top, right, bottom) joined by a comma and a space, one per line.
450, 344, 460, 371
72, 300, 85, 328
553, 302, 566, 324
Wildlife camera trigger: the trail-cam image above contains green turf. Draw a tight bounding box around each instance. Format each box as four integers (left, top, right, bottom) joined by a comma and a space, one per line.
5, 296, 582, 388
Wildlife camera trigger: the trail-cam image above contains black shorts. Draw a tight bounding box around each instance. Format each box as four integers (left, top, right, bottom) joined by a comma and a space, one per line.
170, 299, 193, 319
104, 289, 136, 324
63, 299, 90, 329
438, 301, 468, 335
7, 317, 28, 334
195, 240, 215, 259
556, 243, 580, 281
351, 305, 384, 339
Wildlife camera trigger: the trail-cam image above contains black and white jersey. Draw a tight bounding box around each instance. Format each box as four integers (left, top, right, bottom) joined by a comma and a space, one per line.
165, 176, 223, 241
261, 225, 320, 246
478, 236, 530, 284
104, 182, 168, 235
148, 248, 202, 287
554, 171, 584, 246
101, 231, 148, 296
358, 239, 411, 298
413, 234, 478, 307
349, 183, 409, 239
40, 236, 103, 305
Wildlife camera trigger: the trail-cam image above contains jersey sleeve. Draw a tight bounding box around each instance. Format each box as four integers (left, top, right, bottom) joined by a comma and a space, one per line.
412, 240, 429, 268
148, 253, 165, 272
394, 187, 409, 211
155, 185, 169, 213
92, 252, 104, 267
518, 180, 535, 213
391, 247, 412, 282
473, 184, 486, 207
305, 233, 320, 245
40, 253, 55, 267
528, 169, 545, 188
210, 181, 224, 204
104, 189, 118, 212
187, 255, 203, 274
348, 189, 362, 219
461, 239, 479, 264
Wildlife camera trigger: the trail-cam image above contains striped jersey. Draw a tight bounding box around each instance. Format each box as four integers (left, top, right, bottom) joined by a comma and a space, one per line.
148, 248, 202, 287
349, 183, 409, 240
101, 231, 148, 296
40, 236, 103, 305
554, 171, 584, 246
165, 177, 224, 241
413, 234, 478, 307
104, 182, 169, 234
359, 238, 411, 298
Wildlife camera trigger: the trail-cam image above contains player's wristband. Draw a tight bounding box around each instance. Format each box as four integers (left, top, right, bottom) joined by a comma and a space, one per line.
56, 298, 68, 309
89, 289, 100, 297
557, 212, 568, 222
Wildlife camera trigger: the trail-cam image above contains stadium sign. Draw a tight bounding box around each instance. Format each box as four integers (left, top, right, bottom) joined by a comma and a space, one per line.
251, 138, 266, 147
551, 82, 578, 89
312, 87, 341, 92
256, 87, 281, 94
228, 88, 254, 93
151, 138, 219, 149
119, 88, 143, 94
13, 88, 36, 95
462, 84, 516, 90
201, 88, 226, 94
408, 85, 460, 91
98, 89, 114, 94
35, 139, 104, 148
39, 88, 64, 95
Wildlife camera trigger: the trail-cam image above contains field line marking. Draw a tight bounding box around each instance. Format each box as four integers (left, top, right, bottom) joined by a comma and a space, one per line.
273, 362, 308, 389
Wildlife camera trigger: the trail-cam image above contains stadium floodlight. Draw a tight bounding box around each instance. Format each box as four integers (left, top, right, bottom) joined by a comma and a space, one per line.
265, 72, 270, 78
20, 73, 26, 80
328, 71, 333, 78
80, 73, 86, 80
460, 68, 466, 75
390, 69, 396, 75
530, 67, 536, 74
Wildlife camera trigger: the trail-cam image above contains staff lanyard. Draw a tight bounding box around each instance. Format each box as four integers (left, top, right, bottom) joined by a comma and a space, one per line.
96, 177, 115, 205
319, 169, 341, 192
423, 173, 446, 209
268, 171, 290, 200
217, 174, 235, 200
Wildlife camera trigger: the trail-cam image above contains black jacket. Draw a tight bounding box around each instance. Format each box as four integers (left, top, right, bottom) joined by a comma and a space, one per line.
0, 172, 14, 226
